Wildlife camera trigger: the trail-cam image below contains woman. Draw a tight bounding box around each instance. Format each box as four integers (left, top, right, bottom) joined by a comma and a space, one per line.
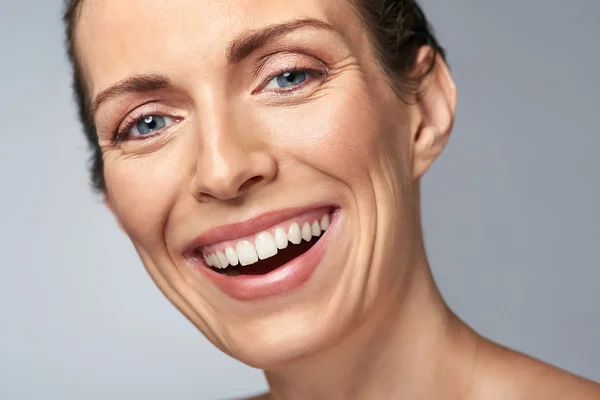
63, 0, 600, 398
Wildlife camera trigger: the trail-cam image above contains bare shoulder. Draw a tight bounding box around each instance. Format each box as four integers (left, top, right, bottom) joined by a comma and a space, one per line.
522, 361, 600, 400
471, 339, 600, 399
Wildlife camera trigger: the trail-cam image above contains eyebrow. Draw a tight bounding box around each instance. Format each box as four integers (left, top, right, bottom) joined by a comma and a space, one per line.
91, 74, 171, 115
91, 18, 337, 114
226, 18, 337, 63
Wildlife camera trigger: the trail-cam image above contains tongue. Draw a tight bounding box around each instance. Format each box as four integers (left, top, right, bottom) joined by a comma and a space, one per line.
237, 238, 317, 275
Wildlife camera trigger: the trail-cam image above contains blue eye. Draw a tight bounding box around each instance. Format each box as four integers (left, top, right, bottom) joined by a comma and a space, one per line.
115, 113, 179, 142
127, 115, 173, 136
265, 70, 308, 90
133, 115, 167, 135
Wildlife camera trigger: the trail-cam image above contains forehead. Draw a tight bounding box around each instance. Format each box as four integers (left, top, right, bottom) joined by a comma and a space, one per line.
74, 0, 362, 97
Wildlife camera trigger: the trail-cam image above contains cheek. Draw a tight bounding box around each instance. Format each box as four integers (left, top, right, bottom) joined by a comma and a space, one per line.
103, 144, 188, 246
258, 88, 396, 183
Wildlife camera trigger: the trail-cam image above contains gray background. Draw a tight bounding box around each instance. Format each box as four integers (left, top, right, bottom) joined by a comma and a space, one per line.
0, 0, 598, 398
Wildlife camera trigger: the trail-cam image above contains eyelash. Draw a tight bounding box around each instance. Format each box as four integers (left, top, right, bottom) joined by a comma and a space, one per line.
114, 111, 160, 143
255, 66, 327, 94
113, 66, 327, 143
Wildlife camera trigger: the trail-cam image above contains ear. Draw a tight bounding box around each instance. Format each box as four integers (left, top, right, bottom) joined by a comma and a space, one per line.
412, 47, 457, 179
104, 192, 125, 232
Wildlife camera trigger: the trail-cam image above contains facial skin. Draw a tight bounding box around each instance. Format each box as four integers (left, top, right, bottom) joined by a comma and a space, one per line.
75, 0, 456, 390
71, 1, 600, 398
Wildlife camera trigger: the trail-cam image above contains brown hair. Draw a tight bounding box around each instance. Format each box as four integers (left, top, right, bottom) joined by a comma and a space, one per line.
63, 0, 446, 192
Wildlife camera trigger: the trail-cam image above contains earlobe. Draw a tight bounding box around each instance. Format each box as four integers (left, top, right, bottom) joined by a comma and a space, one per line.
413, 126, 443, 179
411, 47, 457, 179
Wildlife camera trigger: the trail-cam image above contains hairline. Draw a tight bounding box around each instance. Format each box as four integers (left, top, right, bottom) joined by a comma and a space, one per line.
67, 0, 409, 109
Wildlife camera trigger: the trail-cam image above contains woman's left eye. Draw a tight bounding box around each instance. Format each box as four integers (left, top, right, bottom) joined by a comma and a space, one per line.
264, 70, 310, 90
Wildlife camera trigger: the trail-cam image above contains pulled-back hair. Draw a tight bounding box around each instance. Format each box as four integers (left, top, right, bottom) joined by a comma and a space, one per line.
63, 0, 445, 192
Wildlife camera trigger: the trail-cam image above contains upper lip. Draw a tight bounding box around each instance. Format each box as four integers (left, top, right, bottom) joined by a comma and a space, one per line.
183, 204, 336, 254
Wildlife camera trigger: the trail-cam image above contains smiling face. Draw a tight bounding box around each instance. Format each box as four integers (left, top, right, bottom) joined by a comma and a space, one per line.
73, 0, 454, 368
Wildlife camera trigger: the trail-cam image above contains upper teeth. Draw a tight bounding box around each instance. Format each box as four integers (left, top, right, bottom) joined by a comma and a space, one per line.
202, 213, 331, 269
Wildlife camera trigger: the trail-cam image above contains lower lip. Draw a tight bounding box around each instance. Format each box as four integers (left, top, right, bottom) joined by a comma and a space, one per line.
190, 210, 340, 301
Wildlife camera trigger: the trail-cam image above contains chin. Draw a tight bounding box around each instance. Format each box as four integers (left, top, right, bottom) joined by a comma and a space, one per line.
219, 305, 356, 370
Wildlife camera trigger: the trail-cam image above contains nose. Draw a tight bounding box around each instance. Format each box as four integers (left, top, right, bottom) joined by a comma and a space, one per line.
190, 110, 277, 202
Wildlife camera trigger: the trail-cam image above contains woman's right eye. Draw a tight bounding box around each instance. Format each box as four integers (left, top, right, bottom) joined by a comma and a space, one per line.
117, 114, 178, 142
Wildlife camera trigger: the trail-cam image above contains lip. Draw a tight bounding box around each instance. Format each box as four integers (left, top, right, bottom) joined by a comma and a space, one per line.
183, 204, 336, 252
186, 208, 341, 301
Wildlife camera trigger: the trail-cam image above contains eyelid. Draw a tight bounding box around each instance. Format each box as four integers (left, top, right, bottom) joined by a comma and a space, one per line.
258, 68, 326, 95
253, 53, 328, 93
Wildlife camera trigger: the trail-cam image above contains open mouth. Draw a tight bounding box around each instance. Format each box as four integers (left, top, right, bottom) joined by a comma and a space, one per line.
192, 209, 332, 277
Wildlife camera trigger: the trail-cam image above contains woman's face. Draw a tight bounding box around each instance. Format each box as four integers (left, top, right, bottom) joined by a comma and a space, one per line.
75, 0, 441, 367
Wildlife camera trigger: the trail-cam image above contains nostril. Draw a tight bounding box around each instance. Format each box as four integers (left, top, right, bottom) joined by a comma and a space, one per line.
239, 175, 264, 193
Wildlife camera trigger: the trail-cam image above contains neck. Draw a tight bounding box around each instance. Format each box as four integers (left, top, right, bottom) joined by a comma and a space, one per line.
263, 260, 481, 400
